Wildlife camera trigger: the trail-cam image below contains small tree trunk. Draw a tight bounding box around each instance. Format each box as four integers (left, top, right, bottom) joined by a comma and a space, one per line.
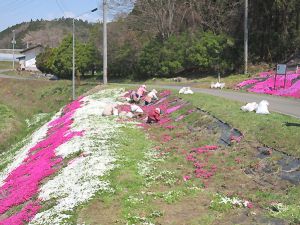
76, 71, 81, 86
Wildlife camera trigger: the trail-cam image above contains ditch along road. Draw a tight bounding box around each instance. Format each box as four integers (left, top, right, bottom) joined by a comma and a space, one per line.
124, 84, 300, 119
0, 70, 37, 80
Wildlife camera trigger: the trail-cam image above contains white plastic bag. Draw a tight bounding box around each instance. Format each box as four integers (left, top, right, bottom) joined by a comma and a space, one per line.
179, 87, 193, 94
241, 102, 258, 112
256, 100, 270, 114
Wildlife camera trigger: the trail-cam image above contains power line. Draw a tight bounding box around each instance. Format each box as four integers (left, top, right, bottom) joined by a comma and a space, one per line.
55, 0, 65, 14
58, 0, 68, 11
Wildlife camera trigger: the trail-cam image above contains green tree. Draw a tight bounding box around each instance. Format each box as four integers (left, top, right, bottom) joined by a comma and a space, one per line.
186, 32, 234, 73
36, 47, 55, 74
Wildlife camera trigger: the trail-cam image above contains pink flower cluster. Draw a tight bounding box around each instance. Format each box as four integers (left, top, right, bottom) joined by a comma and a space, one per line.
230, 135, 243, 143
117, 104, 131, 113
159, 90, 171, 97
166, 104, 185, 114
184, 146, 218, 182
162, 134, 172, 142
0, 98, 84, 225
237, 71, 300, 98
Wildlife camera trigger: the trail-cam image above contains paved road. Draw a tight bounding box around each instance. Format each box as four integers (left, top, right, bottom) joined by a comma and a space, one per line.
0, 71, 38, 80
124, 84, 300, 119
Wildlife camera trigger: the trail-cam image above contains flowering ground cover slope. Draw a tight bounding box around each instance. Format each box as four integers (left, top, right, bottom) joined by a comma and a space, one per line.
237, 70, 300, 98
0, 89, 126, 225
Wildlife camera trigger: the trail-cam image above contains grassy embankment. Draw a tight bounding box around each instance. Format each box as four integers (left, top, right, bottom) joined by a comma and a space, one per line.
0, 77, 97, 153
0, 61, 12, 70
73, 87, 300, 224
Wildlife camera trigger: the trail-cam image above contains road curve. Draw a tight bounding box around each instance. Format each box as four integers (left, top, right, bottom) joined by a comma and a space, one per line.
123, 83, 300, 119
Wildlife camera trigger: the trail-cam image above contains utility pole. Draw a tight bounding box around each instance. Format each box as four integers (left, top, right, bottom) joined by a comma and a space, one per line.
12, 30, 16, 70
72, 18, 76, 100
103, 0, 108, 85
244, 0, 248, 74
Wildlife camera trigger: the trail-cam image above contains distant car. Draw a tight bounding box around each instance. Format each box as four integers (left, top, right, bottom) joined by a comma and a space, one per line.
46, 74, 59, 80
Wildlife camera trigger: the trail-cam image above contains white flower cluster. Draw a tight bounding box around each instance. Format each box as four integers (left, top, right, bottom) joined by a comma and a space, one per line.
29, 89, 127, 224
217, 193, 250, 208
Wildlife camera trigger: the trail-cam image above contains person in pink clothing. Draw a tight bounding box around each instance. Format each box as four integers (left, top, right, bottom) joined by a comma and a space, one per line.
147, 108, 161, 123
137, 84, 148, 97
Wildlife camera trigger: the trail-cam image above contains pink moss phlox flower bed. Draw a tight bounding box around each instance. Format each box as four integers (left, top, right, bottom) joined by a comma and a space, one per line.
0, 201, 41, 225
0, 98, 84, 224
159, 90, 171, 97
237, 71, 300, 98
166, 104, 185, 114
117, 104, 131, 113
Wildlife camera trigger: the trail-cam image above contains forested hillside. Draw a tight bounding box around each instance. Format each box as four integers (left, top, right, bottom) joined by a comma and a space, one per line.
5, 0, 299, 80
0, 18, 93, 49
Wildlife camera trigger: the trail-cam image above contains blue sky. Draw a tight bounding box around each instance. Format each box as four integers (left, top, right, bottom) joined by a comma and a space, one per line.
0, 0, 133, 31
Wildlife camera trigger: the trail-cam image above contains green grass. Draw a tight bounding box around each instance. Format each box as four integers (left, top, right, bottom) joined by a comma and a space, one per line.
179, 92, 300, 157
3, 70, 33, 77
0, 61, 12, 70
75, 125, 155, 224
0, 104, 14, 130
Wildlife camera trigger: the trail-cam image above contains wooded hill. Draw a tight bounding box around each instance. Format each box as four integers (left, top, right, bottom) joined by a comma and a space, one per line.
3, 0, 299, 80
0, 18, 93, 49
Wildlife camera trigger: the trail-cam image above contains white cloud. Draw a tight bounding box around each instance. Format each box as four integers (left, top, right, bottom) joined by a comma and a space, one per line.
63, 11, 76, 18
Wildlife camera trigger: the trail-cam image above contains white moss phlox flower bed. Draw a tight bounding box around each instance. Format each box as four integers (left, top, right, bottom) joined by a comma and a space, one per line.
0, 88, 126, 225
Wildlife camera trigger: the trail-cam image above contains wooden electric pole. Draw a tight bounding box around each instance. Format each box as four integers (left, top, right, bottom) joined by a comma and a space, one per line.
244, 0, 248, 74
103, 0, 108, 84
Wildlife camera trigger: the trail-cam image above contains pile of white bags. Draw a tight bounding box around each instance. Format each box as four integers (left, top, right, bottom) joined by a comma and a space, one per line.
241, 100, 270, 114
210, 82, 225, 89
179, 87, 194, 94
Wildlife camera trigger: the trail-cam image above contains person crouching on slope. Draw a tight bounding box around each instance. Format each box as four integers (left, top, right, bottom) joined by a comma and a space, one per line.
147, 108, 161, 123
144, 89, 158, 105
137, 84, 148, 98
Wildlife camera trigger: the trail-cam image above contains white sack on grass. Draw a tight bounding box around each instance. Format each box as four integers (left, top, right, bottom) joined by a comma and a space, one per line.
131, 104, 143, 113
179, 87, 187, 94
256, 100, 270, 114
179, 87, 194, 94
241, 102, 258, 112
